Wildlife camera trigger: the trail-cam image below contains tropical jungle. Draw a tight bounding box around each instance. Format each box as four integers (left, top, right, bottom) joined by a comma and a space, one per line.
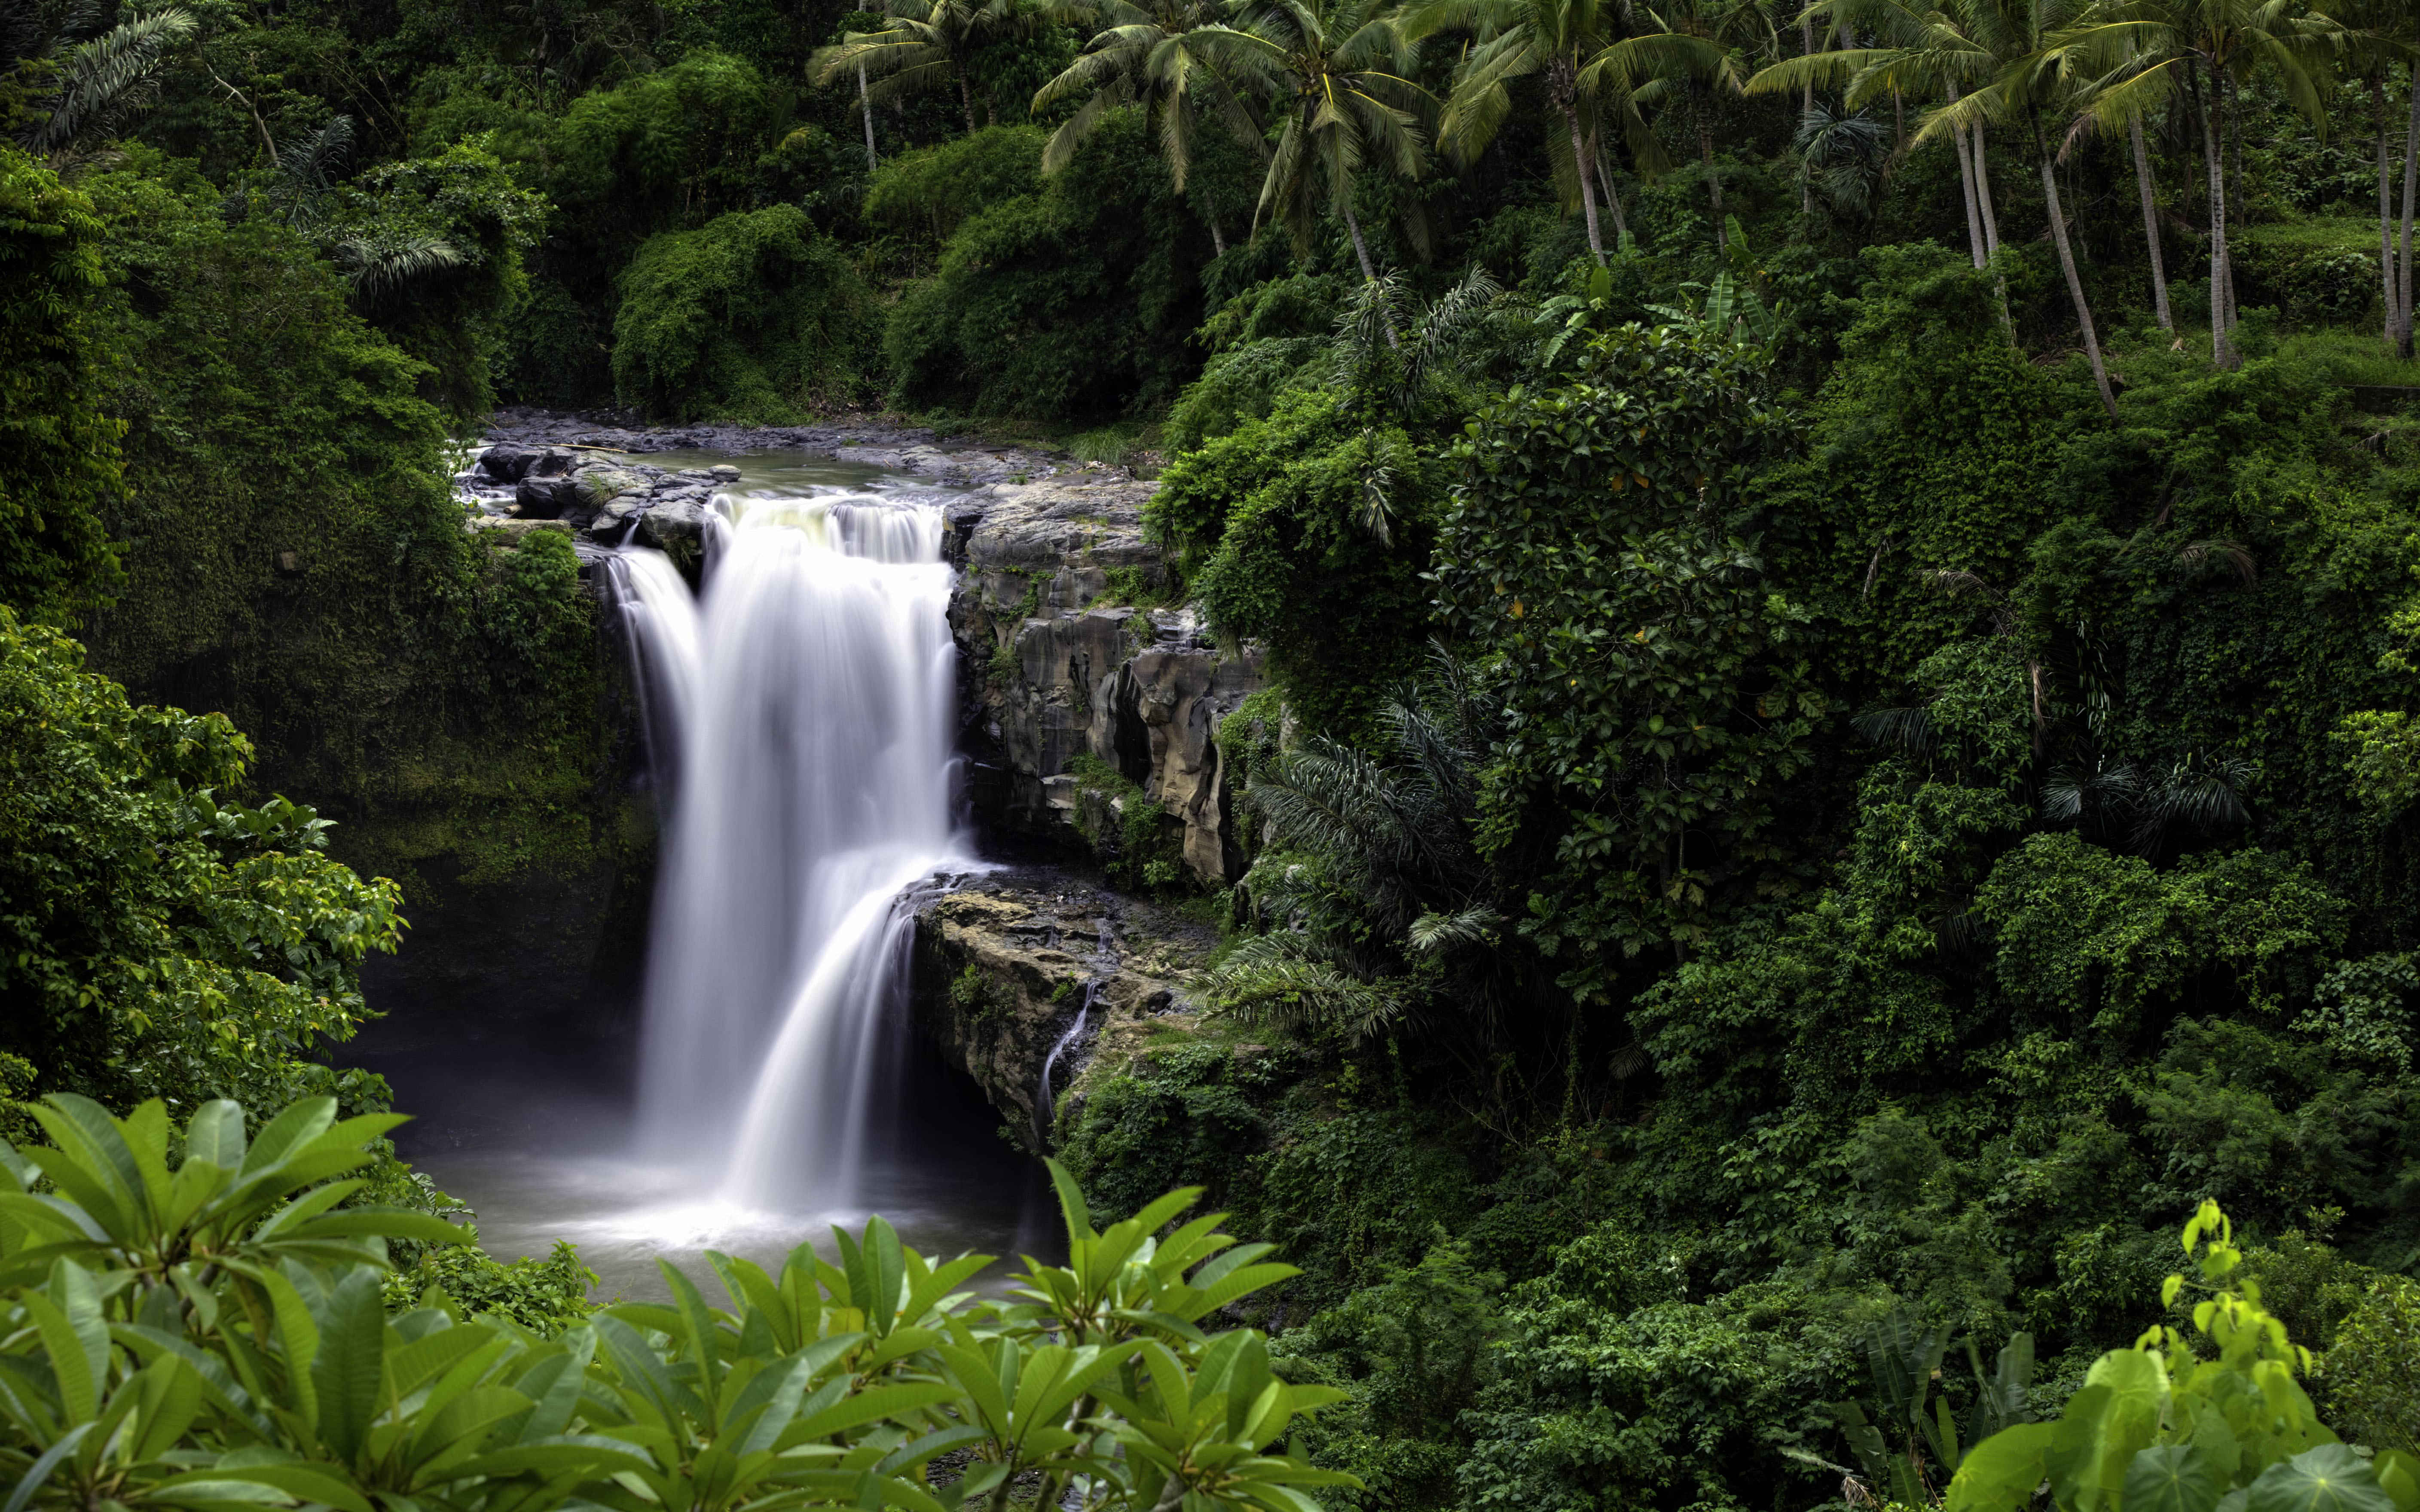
7, 0, 2420, 1503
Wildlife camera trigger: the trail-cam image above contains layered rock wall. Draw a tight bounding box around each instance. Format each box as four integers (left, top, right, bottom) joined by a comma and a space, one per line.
945, 480, 1262, 883
908, 874, 1213, 1153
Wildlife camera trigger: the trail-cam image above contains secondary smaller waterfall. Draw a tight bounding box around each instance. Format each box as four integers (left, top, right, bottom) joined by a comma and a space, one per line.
610, 484, 964, 1210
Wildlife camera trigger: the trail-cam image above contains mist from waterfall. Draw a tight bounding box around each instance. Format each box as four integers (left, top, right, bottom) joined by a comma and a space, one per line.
608, 488, 963, 1210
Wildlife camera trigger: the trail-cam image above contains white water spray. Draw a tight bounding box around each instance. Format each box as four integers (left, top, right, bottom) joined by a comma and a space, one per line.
611, 488, 963, 1210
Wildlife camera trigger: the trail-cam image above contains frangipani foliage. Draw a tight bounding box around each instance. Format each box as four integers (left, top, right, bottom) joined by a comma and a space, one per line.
0, 1095, 1351, 1512
1945, 1200, 2420, 1511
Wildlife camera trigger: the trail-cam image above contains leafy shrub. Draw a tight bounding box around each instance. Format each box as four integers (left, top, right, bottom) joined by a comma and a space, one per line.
1433, 320, 1816, 977
2324, 1276, 2420, 1456
0, 143, 120, 624
863, 124, 1044, 244
612, 204, 878, 422
0, 607, 403, 1118
1943, 1201, 2420, 1509
382, 1236, 597, 1335
0, 1094, 1346, 1512
882, 107, 1207, 423
333, 134, 549, 421
1149, 387, 1439, 732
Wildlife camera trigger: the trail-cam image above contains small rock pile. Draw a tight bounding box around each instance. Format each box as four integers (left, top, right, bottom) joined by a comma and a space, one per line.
462, 444, 736, 563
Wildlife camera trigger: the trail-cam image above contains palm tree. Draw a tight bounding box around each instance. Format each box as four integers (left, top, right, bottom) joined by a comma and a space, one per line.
2314, 0, 2418, 357
1028, 0, 1266, 219
1747, 0, 2008, 276
1403, 0, 1653, 267
2051, 0, 2340, 369
1585, 0, 1758, 252
811, 0, 1055, 135
5, 2, 197, 162
1192, 0, 1436, 282
1928, 0, 2122, 417
1205, 649, 1512, 1062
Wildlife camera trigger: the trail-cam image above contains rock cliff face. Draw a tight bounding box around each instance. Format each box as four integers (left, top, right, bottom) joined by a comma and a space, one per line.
908, 872, 1215, 1153
945, 480, 1262, 884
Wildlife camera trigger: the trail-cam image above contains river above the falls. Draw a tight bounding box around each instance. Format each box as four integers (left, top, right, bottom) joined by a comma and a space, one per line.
360, 446, 1052, 1305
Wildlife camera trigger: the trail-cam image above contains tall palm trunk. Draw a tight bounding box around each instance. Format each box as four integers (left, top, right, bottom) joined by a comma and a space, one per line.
2203, 64, 2234, 369
1800, 15, 1817, 214
1210, 219, 1227, 256
2038, 137, 2118, 418
1339, 195, 1399, 349
1948, 84, 1985, 268
1566, 98, 1606, 266
1594, 140, 1629, 239
1971, 122, 2001, 256
958, 73, 977, 134
2130, 112, 2170, 331
859, 62, 879, 170
2401, 78, 2418, 359
2380, 80, 2403, 351
1699, 121, 1726, 253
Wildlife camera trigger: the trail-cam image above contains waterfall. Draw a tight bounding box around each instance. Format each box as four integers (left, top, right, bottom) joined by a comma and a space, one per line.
610, 488, 963, 1210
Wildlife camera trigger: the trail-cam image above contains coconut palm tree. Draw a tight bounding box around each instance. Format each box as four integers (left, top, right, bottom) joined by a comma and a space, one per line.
812, 0, 1057, 135
1584, 0, 1764, 252
1029, 0, 1266, 215
2313, 0, 2417, 356
1402, 0, 1657, 267
1192, 0, 1437, 282
1928, 0, 2124, 417
1746, 0, 2008, 274
2050, 0, 2340, 369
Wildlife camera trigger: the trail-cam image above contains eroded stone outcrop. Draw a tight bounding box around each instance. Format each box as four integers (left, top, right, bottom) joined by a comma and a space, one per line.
947, 481, 1263, 883
909, 872, 1213, 1153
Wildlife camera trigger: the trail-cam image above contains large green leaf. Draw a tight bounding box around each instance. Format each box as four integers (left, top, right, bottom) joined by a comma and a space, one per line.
2246, 1446, 2398, 1512
2128, 1444, 2224, 1512
307, 1266, 386, 1462
1944, 1422, 2054, 1511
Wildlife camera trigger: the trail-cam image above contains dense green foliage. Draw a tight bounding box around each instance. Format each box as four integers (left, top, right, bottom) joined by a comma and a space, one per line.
0, 608, 401, 1117
614, 204, 877, 420
9, 0, 2420, 1502
0, 1094, 1351, 1512
0, 147, 120, 624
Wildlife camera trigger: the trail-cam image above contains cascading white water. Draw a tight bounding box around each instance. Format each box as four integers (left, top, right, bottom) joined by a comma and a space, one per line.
611, 489, 963, 1211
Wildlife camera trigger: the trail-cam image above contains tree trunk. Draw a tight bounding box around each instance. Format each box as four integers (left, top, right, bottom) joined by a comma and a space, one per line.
1955, 125, 1987, 268
2203, 67, 2234, 369
1568, 103, 1606, 265
2039, 140, 2119, 418
1700, 122, 1726, 253
1800, 15, 1816, 214
1972, 123, 2001, 256
959, 73, 977, 134
1340, 196, 1398, 349
1210, 218, 1227, 256
1894, 88, 1904, 150
1947, 84, 1985, 268
2380, 79, 2402, 350
2131, 111, 2171, 331
1595, 143, 1629, 239
859, 62, 879, 171
2401, 76, 2418, 358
